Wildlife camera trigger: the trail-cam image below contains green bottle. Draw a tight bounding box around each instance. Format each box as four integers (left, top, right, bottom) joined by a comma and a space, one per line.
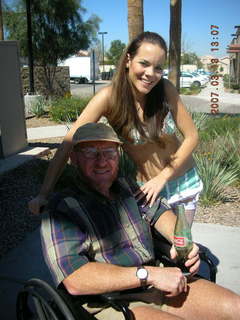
174, 204, 193, 271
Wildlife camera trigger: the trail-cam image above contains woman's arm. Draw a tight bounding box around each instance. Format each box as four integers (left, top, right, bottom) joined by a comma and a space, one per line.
136, 80, 199, 207
29, 86, 112, 214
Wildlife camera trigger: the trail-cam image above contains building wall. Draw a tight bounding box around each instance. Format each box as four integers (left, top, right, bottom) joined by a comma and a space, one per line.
200, 55, 230, 74
181, 64, 198, 72
21, 66, 70, 97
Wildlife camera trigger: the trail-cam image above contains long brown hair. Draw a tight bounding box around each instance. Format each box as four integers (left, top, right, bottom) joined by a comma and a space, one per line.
108, 31, 169, 145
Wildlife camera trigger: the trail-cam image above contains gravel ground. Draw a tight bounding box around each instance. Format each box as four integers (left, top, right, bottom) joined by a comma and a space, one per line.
0, 116, 239, 259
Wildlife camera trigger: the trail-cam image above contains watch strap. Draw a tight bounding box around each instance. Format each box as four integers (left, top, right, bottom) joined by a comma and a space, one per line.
136, 266, 148, 287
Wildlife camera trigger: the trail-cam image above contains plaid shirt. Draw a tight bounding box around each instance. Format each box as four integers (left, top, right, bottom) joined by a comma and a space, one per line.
41, 178, 169, 286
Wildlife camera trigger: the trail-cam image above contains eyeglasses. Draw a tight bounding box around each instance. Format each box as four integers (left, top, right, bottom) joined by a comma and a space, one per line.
76, 147, 118, 160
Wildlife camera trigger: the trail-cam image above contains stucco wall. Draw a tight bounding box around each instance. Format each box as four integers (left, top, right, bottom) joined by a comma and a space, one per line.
21, 66, 70, 97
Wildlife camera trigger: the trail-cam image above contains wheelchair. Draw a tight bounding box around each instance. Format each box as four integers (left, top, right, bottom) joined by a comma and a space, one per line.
16, 230, 217, 320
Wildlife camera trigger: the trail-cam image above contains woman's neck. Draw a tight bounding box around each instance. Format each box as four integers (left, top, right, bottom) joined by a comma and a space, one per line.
135, 99, 145, 122
135, 92, 146, 105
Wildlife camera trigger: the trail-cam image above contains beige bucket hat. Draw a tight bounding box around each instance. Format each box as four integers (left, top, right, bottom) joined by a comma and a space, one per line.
72, 122, 122, 145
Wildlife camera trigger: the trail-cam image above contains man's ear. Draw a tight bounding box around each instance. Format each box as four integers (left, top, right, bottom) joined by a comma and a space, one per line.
69, 151, 78, 167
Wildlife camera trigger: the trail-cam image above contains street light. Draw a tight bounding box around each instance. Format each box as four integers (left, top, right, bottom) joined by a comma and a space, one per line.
26, 0, 34, 94
98, 31, 107, 75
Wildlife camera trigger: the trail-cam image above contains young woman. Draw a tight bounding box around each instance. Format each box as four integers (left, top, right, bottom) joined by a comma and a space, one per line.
29, 31, 202, 226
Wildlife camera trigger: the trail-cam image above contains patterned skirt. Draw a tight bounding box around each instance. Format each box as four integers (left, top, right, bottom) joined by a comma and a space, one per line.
137, 167, 203, 205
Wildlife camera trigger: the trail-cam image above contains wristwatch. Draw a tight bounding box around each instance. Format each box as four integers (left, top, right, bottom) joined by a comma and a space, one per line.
136, 266, 148, 287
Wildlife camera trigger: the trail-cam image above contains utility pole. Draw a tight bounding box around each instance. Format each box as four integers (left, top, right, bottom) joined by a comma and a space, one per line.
26, 0, 34, 94
0, 0, 4, 40
98, 31, 107, 75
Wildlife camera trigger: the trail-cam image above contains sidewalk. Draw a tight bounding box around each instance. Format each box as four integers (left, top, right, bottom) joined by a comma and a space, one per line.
27, 124, 69, 140
0, 125, 68, 175
0, 222, 239, 320
182, 78, 240, 114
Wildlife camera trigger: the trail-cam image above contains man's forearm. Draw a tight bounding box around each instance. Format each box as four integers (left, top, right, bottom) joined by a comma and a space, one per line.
63, 261, 187, 298
63, 262, 141, 295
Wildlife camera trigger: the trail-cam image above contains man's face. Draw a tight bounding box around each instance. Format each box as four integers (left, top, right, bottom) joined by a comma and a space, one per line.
72, 141, 119, 191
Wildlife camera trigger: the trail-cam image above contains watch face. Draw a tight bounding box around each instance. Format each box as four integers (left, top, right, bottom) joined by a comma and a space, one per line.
137, 267, 148, 280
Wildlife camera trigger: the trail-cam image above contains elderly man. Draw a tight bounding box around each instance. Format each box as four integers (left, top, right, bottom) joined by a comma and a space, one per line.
41, 122, 240, 320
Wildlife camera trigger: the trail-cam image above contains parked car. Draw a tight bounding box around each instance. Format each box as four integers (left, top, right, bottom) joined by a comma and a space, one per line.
180, 72, 201, 88
163, 70, 202, 88
191, 72, 209, 86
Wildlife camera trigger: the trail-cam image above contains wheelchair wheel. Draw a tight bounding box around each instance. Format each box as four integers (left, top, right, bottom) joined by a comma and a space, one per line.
16, 278, 96, 320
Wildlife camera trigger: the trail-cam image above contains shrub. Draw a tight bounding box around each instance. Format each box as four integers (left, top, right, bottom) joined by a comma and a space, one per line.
49, 96, 91, 123
231, 83, 240, 90
189, 83, 201, 94
199, 115, 240, 142
30, 96, 49, 118
180, 85, 201, 95
180, 88, 191, 95
190, 112, 210, 131
195, 128, 240, 204
194, 151, 238, 206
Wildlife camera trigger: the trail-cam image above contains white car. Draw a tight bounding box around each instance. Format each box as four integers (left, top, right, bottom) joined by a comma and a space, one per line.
191, 72, 209, 86
163, 70, 202, 88
180, 72, 202, 88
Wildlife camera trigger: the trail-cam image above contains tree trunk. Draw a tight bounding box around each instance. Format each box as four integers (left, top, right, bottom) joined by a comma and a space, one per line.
0, 0, 4, 40
168, 0, 182, 91
127, 0, 144, 42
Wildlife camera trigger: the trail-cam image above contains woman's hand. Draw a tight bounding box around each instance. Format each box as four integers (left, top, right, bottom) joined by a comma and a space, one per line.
134, 175, 167, 207
28, 194, 48, 214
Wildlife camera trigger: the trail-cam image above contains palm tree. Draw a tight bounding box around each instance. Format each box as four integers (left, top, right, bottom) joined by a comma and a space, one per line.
127, 0, 144, 42
168, 0, 182, 91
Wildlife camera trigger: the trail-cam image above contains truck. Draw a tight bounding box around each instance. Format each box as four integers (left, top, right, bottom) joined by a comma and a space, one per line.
59, 54, 99, 84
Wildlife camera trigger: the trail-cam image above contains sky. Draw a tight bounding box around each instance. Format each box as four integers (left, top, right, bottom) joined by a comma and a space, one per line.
83, 0, 240, 58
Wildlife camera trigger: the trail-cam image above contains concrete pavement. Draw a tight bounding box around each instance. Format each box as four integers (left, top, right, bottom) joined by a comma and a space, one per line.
0, 125, 68, 175
182, 78, 239, 114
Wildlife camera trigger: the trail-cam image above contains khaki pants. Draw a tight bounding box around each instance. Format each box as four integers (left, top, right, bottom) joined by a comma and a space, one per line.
84, 287, 166, 320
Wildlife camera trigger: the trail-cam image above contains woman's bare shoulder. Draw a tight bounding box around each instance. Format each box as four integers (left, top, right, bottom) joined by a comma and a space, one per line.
96, 84, 113, 100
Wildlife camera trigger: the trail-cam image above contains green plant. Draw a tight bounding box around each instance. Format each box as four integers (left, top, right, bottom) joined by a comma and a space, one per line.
180, 85, 201, 95
194, 152, 239, 206
231, 83, 240, 90
190, 112, 210, 131
30, 96, 49, 117
49, 96, 91, 123
199, 115, 240, 142
189, 83, 201, 94
180, 88, 191, 95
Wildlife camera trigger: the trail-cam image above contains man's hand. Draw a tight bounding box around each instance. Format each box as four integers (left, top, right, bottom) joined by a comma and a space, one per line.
148, 266, 187, 297
28, 194, 48, 214
170, 243, 200, 275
